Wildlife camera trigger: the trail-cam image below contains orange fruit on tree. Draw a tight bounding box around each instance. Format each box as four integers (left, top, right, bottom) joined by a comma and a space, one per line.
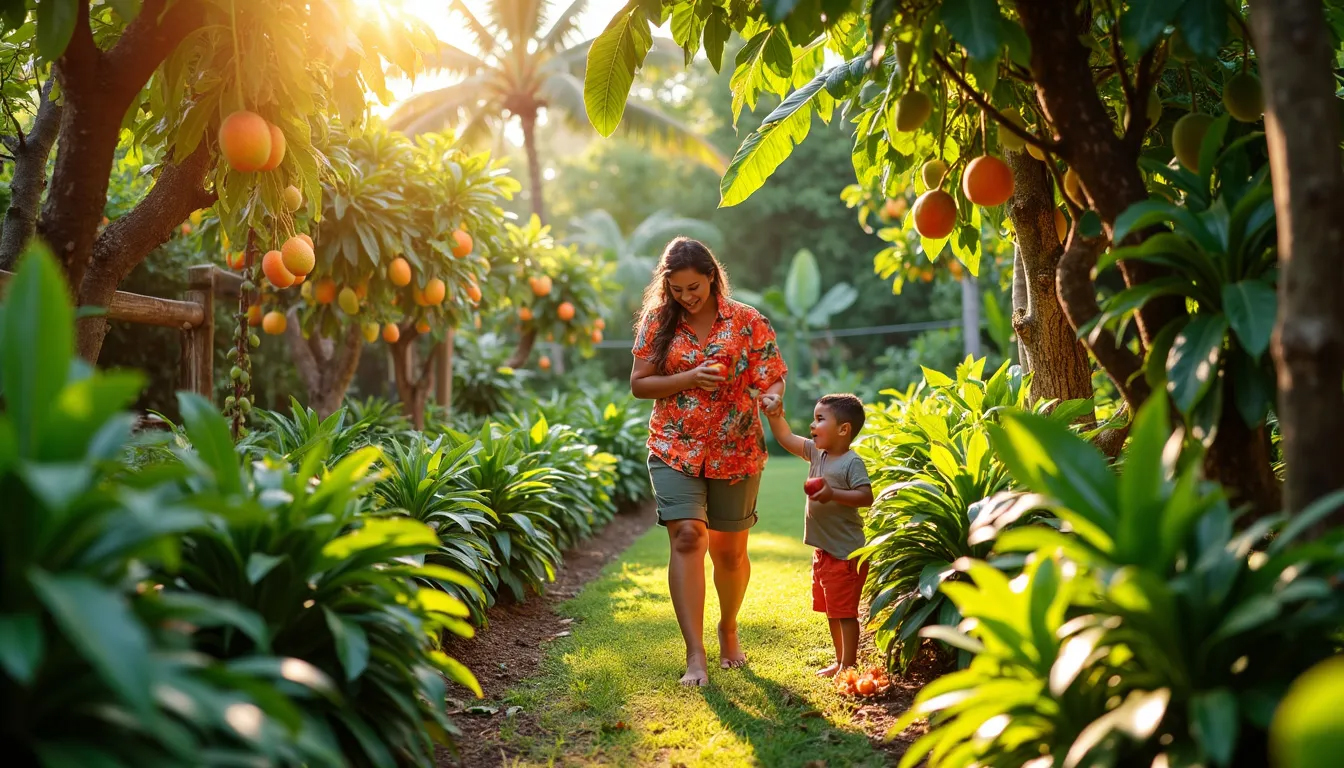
518, 306, 534, 322
592, 329, 603, 343
281, 235, 315, 276
1063, 168, 1085, 206
529, 275, 553, 297
218, 111, 272, 172
557, 301, 576, 321
293, 274, 306, 284
465, 278, 481, 304
921, 158, 948, 190
246, 304, 262, 327
225, 251, 246, 270
962, 155, 1015, 207
595, 317, 606, 330
297, 233, 314, 250
388, 257, 412, 286
423, 278, 446, 305
882, 197, 908, 221
948, 260, 964, 279
261, 249, 295, 288
1055, 208, 1068, 243
538, 355, 552, 371
450, 229, 473, 258
912, 190, 957, 239
259, 123, 286, 171
382, 323, 401, 343
354, 280, 368, 300
180, 223, 192, 236
474, 315, 481, 329
262, 310, 287, 335
415, 319, 431, 334
282, 184, 302, 212
314, 278, 338, 305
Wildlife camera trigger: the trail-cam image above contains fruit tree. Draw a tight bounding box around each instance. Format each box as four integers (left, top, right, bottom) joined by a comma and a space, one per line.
585, 0, 1344, 521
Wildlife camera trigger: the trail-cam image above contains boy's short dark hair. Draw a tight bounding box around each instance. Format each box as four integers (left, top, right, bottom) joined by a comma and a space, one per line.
818, 393, 865, 435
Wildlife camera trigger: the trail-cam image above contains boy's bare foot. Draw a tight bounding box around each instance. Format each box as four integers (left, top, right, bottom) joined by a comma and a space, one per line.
718, 623, 747, 669
680, 651, 709, 686
816, 662, 841, 677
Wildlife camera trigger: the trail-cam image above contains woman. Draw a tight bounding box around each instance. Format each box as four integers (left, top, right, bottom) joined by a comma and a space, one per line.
630, 237, 787, 686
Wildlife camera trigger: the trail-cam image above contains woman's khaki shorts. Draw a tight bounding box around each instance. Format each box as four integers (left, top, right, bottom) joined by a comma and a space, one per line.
648, 455, 761, 532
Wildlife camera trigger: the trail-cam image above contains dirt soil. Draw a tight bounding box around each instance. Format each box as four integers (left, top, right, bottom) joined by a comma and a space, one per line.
434, 505, 945, 767
435, 503, 659, 768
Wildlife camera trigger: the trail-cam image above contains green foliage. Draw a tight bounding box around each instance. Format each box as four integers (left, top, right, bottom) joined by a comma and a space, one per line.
450, 331, 532, 418
855, 358, 1091, 670
526, 385, 654, 510
891, 396, 1344, 767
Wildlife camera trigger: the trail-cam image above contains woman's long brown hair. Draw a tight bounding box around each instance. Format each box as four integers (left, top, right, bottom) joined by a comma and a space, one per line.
635, 237, 732, 372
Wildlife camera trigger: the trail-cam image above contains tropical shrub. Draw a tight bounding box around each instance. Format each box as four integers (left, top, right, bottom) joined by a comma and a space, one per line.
450, 331, 531, 418
855, 359, 1092, 671
527, 384, 653, 509
892, 397, 1344, 767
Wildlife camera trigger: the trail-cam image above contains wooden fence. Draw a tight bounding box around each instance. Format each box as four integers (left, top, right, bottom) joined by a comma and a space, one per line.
0, 264, 244, 397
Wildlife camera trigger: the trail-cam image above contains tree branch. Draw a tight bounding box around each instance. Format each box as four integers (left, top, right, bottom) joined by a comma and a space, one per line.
1122, 47, 1160, 152
105, 0, 205, 101
0, 79, 62, 270
931, 51, 1062, 152
286, 309, 323, 395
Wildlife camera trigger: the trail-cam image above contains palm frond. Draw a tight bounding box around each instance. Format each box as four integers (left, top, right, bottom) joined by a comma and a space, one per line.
388, 77, 494, 135
537, 0, 589, 52
450, 0, 500, 57
428, 42, 490, 75
628, 210, 725, 255
541, 72, 728, 174
490, 0, 546, 55
565, 209, 626, 255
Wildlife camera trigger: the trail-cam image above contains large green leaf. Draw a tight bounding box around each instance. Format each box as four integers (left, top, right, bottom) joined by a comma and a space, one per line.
176, 392, 242, 495
584, 3, 653, 137
0, 613, 43, 685
784, 248, 821, 317
720, 67, 830, 206
1191, 688, 1240, 768
1167, 313, 1229, 414
1221, 280, 1276, 359
940, 0, 1005, 61
29, 571, 154, 716
1120, 0, 1185, 55
1177, 0, 1228, 59
1, 244, 73, 457
323, 608, 370, 681
35, 0, 78, 61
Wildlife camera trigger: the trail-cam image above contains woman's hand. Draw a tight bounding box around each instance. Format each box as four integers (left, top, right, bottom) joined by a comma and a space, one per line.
686, 364, 727, 391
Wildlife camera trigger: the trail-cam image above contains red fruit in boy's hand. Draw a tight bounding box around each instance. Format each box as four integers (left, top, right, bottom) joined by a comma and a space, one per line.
804, 477, 825, 495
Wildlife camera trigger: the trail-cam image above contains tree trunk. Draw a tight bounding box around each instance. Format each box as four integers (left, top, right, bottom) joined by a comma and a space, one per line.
0, 79, 62, 270
286, 318, 364, 419
1013, 0, 1186, 348
76, 141, 216, 362
1004, 150, 1095, 407
506, 327, 538, 368
1011, 246, 1030, 370
435, 329, 454, 420
520, 110, 545, 224
1205, 402, 1282, 517
961, 274, 981, 358
1252, 0, 1344, 526
390, 326, 438, 429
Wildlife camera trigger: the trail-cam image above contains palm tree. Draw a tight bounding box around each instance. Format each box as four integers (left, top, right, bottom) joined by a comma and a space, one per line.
566, 208, 723, 324
388, 0, 727, 223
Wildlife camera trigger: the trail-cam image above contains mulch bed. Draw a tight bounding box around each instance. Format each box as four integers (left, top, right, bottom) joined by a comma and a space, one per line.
434, 502, 659, 768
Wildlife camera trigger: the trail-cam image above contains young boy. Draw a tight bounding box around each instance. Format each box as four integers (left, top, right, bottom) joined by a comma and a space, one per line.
760, 393, 874, 677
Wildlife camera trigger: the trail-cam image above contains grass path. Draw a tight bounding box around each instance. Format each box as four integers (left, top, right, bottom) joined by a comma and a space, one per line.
495, 460, 891, 767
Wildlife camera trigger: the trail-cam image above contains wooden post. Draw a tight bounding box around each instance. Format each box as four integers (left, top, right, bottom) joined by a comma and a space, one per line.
182, 264, 215, 399
435, 329, 454, 418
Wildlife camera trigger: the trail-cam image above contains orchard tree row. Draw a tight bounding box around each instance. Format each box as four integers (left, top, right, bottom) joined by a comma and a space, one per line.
586, 0, 1344, 523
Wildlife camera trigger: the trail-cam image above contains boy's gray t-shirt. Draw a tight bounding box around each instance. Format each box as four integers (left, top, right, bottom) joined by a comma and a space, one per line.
803, 440, 872, 560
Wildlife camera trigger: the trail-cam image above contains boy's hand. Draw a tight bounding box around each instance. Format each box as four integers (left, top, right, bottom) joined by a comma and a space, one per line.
808, 478, 833, 503
760, 394, 783, 416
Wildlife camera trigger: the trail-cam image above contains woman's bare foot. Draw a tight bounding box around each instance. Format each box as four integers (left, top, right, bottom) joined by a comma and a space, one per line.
816, 662, 841, 678
680, 651, 709, 686
718, 622, 747, 669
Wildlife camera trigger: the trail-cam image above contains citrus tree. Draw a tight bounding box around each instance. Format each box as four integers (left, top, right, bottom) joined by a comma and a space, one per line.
492, 214, 616, 371
0, 0, 437, 365
582, 0, 1342, 519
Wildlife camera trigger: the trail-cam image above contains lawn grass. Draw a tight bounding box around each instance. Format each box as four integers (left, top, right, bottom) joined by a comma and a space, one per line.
496, 459, 889, 767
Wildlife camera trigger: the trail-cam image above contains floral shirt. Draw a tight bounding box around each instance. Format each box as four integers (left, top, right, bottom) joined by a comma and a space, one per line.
633, 296, 787, 481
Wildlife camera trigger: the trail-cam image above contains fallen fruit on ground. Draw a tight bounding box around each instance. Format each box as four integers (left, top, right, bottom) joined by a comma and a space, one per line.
219, 111, 272, 172
314, 278, 337, 305
262, 310, 287, 335
259, 123, 286, 171
280, 236, 315, 276
451, 229, 473, 258
557, 301, 576, 321
1223, 71, 1264, 122
1172, 112, 1214, 172
912, 190, 957, 239
262, 249, 295, 288
962, 155, 1015, 207
921, 159, 948, 190
388, 257, 412, 286
894, 91, 932, 132
383, 323, 401, 343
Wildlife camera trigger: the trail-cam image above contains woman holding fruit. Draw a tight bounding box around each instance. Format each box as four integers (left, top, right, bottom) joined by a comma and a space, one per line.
630, 237, 787, 687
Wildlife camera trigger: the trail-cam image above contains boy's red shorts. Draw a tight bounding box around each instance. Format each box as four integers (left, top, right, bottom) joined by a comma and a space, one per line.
812, 548, 868, 619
